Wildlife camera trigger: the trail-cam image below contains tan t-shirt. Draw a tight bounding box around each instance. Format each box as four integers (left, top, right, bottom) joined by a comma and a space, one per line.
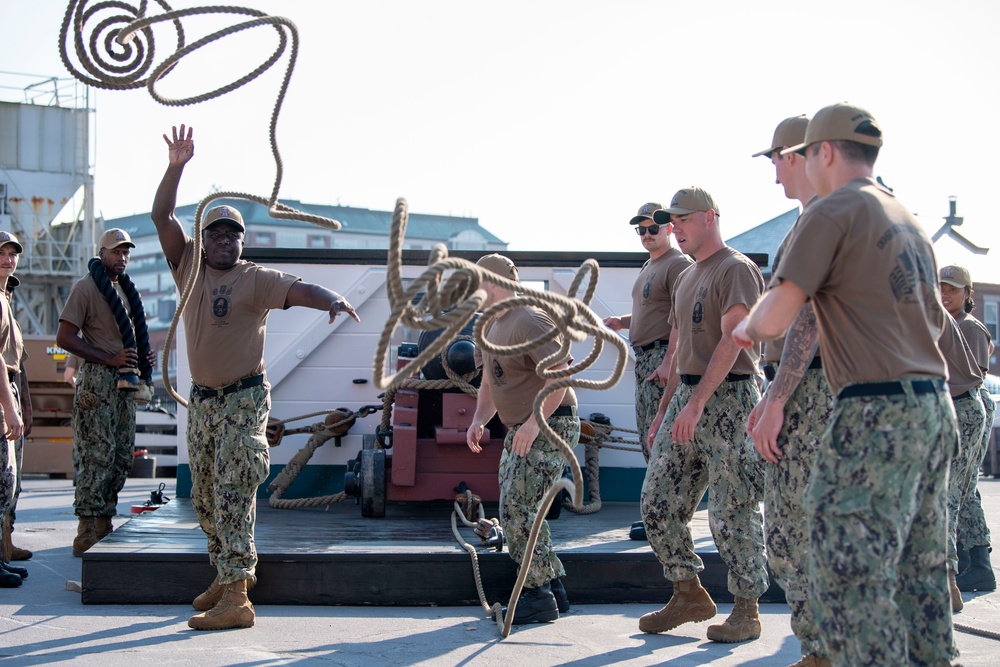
668, 246, 764, 376
774, 177, 946, 394
940, 313, 983, 397
59, 275, 131, 358
477, 306, 576, 426
170, 239, 299, 388
956, 312, 992, 373
0, 292, 24, 377
629, 247, 693, 347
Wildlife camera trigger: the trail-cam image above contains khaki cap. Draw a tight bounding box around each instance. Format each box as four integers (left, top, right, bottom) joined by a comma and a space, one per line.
939, 265, 972, 289
0, 231, 23, 253
752, 115, 809, 158
99, 228, 135, 250
654, 187, 720, 223
629, 202, 663, 226
203, 205, 246, 232
782, 102, 882, 155
476, 253, 519, 282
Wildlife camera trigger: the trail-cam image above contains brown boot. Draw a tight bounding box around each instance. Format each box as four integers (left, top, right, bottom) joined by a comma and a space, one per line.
193, 574, 258, 611
639, 575, 717, 634
94, 517, 114, 541
2, 515, 31, 561
949, 569, 964, 612
0, 515, 10, 563
789, 656, 832, 667
72, 517, 98, 557
706, 596, 761, 643
188, 579, 256, 631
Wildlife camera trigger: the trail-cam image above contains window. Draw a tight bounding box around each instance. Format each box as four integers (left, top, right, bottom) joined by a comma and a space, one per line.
251, 231, 275, 247
985, 298, 999, 343
308, 234, 329, 249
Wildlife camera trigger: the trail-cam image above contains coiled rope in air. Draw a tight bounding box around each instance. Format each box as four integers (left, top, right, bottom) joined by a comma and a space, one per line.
373, 197, 629, 637
58, 0, 342, 406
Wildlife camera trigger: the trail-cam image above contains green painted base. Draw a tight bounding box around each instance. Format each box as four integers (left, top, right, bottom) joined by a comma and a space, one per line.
174, 464, 648, 502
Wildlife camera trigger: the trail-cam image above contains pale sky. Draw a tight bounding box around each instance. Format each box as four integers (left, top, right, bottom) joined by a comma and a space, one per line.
3, 1, 998, 278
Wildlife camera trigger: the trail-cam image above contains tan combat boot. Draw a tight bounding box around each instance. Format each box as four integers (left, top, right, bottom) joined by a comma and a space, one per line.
188, 579, 256, 631
706, 595, 761, 642
71, 517, 98, 557
94, 517, 114, 541
948, 569, 964, 612
193, 574, 257, 611
639, 575, 717, 634
0, 515, 10, 563
789, 656, 833, 667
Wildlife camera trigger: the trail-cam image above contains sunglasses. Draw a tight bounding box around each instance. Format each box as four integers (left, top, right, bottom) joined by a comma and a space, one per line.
635, 224, 662, 236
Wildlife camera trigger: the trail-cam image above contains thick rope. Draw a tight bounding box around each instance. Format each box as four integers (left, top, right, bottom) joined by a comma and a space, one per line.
59, 1, 343, 406
88, 257, 152, 382
372, 198, 627, 637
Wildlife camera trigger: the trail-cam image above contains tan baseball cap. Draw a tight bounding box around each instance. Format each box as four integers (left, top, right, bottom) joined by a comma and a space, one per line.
629, 202, 663, 226
0, 231, 23, 253
99, 228, 135, 250
939, 265, 972, 289
203, 205, 246, 232
476, 253, 519, 282
752, 115, 809, 158
654, 187, 720, 223
781, 102, 882, 155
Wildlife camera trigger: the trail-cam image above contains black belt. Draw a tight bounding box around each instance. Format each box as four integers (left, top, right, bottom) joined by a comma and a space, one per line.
633, 339, 669, 353
681, 373, 752, 386
952, 390, 976, 401
837, 378, 945, 400
192, 373, 265, 399
763, 356, 822, 382
551, 405, 577, 418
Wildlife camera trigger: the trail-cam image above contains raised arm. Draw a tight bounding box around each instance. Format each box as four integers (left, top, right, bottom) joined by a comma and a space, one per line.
151, 125, 195, 267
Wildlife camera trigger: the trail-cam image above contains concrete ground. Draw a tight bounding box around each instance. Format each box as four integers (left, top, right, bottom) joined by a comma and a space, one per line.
2, 475, 999, 666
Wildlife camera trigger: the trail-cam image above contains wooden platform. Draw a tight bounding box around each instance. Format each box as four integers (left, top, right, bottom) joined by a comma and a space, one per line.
81, 499, 786, 606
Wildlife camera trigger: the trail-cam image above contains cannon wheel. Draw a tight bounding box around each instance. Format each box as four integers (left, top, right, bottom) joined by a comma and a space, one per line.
360, 447, 386, 518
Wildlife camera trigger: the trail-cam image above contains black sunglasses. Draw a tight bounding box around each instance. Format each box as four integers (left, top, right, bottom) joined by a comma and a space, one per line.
635, 224, 661, 236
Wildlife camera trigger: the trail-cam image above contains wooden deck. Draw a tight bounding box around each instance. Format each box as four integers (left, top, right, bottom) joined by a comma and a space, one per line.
81, 499, 786, 606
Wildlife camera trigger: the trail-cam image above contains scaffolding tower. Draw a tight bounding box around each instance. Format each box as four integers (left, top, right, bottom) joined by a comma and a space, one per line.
0, 71, 96, 335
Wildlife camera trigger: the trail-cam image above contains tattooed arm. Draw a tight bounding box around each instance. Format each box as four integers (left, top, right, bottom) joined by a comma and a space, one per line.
750, 302, 820, 463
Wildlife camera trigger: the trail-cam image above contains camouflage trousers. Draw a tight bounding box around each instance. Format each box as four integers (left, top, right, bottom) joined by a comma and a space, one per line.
634, 346, 668, 462
947, 392, 987, 572
957, 388, 995, 549
805, 380, 958, 667
73, 362, 135, 517
188, 382, 271, 585
0, 392, 14, 518
1, 381, 23, 524
764, 367, 834, 659
499, 414, 580, 589
641, 380, 768, 599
